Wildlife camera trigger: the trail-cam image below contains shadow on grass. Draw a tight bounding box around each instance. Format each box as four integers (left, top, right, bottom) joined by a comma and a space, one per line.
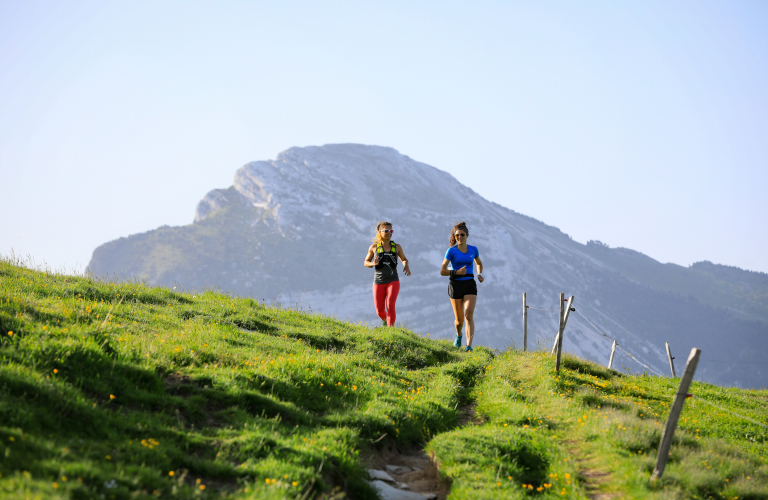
581, 392, 629, 411
562, 357, 618, 381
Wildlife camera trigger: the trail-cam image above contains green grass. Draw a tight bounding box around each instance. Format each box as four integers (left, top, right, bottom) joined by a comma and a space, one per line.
443, 351, 768, 498
1, 257, 767, 499
0, 257, 490, 499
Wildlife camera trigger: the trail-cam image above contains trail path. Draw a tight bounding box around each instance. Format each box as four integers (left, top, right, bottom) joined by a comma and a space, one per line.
362, 402, 484, 499
363, 440, 444, 500
364, 352, 629, 499
513, 355, 621, 499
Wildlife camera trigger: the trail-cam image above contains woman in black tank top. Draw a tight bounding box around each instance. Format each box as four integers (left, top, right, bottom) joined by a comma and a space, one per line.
364, 221, 411, 327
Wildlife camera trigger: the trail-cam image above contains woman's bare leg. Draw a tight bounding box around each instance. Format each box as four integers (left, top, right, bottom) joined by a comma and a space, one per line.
450, 298, 465, 338
463, 295, 477, 347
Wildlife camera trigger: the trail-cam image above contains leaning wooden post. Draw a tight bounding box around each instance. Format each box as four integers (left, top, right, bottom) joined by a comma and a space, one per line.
665, 342, 676, 378
523, 293, 528, 352
550, 296, 574, 354
651, 347, 701, 481
555, 295, 574, 371
555, 294, 565, 371
551, 332, 560, 355
561, 296, 574, 333
608, 340, 618, 369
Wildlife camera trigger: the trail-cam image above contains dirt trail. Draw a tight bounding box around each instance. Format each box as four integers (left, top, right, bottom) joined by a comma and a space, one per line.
456, 402, 484, 427
363, 355, 623, 499
362, 439, 446, 500
514, 357, 620, 499
572, 452, 616, 500
362, 402, 483, 500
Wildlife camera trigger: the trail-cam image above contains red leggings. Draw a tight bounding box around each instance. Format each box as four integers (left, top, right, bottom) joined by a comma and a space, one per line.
373, 281, 400, 326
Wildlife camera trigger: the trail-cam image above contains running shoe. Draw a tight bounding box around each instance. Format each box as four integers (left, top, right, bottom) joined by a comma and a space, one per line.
453, 335, 462, 348
378, 320, 387, 328
465, 346, 473, 352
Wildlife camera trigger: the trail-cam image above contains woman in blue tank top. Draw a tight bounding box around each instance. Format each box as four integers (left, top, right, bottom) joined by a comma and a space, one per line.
440, 221, 484, 351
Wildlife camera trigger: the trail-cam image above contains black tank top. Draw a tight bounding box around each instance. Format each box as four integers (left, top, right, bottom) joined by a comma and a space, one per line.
373, 241, 399, 285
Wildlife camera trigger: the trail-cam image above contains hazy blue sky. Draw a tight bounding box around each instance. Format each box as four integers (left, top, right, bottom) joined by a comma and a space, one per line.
2, 1, 767, 274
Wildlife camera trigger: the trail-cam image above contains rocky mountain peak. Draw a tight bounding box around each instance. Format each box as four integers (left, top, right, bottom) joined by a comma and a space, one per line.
196, 144, 477, 229
92, 143, 768, 388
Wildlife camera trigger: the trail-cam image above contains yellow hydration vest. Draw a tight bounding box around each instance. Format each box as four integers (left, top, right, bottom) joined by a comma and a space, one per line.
376, 241, 397, 255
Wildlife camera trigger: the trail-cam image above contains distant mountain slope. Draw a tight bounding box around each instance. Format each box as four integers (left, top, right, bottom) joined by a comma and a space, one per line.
582, 243, 768, 323
88, 144, 768, 388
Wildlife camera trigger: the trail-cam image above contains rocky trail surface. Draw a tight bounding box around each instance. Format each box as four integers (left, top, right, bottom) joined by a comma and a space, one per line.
364, 444, 444, 500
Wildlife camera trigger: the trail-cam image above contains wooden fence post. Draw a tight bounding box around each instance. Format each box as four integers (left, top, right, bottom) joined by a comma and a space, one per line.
552, 295, 574, 359
523, 293, 528, 352
651, 347, 701, 481
665, 342, 676, 378
555, 295, 574, 371
562, 296, 574, 332
608, 340, 617, 370
555, 294, 565, 371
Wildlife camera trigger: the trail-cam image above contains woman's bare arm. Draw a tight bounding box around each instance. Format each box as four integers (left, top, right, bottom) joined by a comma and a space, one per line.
440, 259, 451, 276
440, 259, 466, 276
396, 244, 411, 276
475, 256, 484, 282
364, 245, 379, 268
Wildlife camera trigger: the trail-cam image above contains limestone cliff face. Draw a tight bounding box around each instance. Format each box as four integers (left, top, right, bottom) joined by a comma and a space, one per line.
89, 144, 768, 388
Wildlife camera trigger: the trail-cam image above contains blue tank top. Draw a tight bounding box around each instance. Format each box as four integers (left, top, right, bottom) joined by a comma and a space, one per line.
445, 245, 479, 281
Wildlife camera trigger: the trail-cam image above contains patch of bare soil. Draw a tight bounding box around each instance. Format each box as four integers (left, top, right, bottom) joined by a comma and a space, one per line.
581, 469, 616, 500
362, 439, 447, 500
362, 402, 485, 499
572, 454, 617, 500
456, 402, 485, 427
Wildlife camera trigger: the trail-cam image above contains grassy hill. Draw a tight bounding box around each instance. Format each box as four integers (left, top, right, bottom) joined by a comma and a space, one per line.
1, 257, 767, 499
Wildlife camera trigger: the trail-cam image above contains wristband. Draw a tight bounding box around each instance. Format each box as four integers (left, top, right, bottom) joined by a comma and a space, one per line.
449, 270, 456, 278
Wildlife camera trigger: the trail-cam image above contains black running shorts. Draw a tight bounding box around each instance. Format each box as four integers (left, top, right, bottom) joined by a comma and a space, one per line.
448, 279, 477, 299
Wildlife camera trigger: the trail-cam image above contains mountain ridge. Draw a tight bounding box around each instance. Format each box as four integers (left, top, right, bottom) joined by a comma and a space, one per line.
88, 143, 768, 388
